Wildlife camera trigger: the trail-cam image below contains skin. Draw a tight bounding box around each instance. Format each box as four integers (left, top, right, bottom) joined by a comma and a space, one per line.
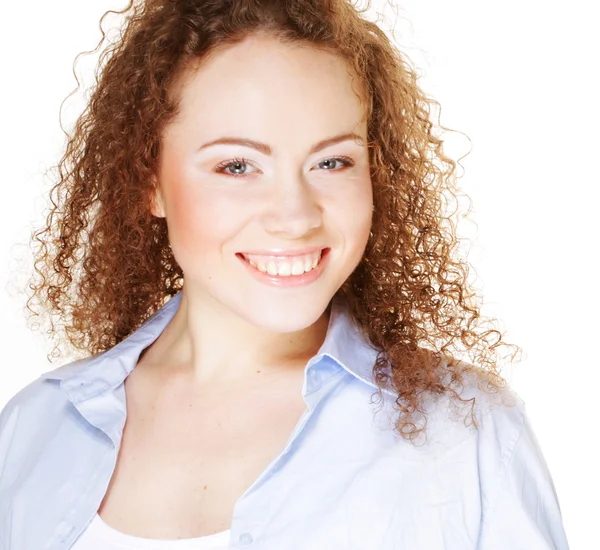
146, 34, 373, 390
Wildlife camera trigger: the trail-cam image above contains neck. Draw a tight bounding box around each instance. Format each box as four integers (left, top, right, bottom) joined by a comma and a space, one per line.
137, 286, 332, 388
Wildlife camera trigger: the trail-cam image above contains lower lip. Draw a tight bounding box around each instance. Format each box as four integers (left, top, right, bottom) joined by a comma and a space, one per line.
237, 248, 331, 288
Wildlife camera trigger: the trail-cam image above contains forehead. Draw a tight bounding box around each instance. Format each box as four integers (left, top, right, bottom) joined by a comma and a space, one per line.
168, 35, 367, 140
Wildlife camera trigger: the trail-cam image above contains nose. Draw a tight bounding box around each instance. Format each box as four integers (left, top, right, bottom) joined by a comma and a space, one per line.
261, 176, 323, 238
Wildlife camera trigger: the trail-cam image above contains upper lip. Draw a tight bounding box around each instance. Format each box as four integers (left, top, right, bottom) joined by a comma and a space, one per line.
239, 246, 328, 257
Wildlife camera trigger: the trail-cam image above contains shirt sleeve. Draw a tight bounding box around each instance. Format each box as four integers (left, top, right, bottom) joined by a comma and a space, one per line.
0, 390, 20, 478
0, 378, 43, 478
477, 408, 570, 550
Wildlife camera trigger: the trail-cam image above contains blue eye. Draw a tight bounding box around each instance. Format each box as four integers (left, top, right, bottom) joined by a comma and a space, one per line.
214, 158, 255, 178
316, 157, 355, 171
214, 156, 355, 179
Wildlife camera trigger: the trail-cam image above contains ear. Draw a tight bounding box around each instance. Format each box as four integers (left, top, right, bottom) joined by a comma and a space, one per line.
149, 179, 166, 218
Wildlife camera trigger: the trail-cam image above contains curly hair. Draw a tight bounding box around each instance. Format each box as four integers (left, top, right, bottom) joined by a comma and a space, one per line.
22, 0, 522, 442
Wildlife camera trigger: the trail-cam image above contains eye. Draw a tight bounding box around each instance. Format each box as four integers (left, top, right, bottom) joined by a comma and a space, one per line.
214, 157, 257, 178
214, 156, 355, 179
315, 156, 355, 172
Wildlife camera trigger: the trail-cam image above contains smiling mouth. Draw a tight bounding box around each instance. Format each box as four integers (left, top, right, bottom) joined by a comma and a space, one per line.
236, 248, 330, 277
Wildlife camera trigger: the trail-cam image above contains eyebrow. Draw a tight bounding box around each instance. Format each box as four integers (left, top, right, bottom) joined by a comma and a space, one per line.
197, 132, 365, 156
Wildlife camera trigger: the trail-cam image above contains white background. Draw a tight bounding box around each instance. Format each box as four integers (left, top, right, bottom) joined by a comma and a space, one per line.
0, 1, 598, 547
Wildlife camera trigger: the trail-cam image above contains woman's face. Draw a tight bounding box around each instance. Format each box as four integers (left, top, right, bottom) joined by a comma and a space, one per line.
152, 34, 373, 333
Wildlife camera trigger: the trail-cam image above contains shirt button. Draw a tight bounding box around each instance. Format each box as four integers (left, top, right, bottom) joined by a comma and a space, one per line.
239, 532, 253, 544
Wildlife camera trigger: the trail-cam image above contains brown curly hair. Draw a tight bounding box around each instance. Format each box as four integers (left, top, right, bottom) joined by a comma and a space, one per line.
22, 0, 522, 442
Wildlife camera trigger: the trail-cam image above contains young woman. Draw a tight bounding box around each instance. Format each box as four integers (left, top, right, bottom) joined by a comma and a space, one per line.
0, 0, 569, 548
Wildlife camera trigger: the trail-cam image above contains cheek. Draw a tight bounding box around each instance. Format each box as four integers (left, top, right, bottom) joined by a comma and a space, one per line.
338, 177, 373, 249
163, 180, 245, 264
349, 204, 373, 257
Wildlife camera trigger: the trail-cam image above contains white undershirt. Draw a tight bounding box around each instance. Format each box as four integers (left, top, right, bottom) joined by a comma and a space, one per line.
70, 513, 231, 549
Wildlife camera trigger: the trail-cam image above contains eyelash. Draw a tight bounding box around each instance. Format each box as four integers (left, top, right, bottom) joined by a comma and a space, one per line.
214, 156, 355, 178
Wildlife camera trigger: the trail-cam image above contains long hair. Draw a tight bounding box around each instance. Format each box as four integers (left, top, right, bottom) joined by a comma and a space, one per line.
23, 0, 521, 442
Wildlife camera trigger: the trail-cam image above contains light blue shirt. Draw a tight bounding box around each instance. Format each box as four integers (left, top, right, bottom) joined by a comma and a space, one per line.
0, 290, 569, 549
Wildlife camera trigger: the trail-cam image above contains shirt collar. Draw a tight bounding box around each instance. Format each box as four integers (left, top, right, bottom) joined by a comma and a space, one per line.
40, 290, 395, 401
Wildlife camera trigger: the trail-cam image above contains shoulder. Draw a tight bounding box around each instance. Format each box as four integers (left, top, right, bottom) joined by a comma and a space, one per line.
0, 352, 102, 424
446, 365, 528, 504
417, 361, 568, 547
449, 368, 569, 547
0, 376, 53, 430
437, 364, 567, 540
401, 357, 525, 457
0, 377, 47, 479
0, 367, 76, 422
0, 362, 85, 475
0, 376, 62, 441
453, 362, 526, 444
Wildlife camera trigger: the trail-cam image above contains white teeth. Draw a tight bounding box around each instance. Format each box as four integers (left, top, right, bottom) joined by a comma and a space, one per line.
291, 259, 305, 275
243, 249, 324, 276
267, 261, 278, 276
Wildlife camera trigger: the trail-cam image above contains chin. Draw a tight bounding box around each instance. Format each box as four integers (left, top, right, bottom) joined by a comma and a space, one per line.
235, 296, 333, 334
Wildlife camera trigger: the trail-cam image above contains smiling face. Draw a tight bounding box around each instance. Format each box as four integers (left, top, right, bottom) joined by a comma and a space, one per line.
151, 34, 373, 333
